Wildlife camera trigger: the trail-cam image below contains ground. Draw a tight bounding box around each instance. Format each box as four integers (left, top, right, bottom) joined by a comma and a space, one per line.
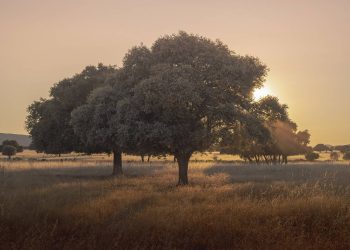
1, 151, 350, 249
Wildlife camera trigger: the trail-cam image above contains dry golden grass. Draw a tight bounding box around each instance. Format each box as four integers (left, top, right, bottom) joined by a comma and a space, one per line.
1, 152, 350, 249
2, 150, 346, 163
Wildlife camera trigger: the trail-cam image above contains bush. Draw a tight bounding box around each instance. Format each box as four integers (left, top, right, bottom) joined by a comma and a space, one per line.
305, 152, 319, 161
330, 152, 340, 161
2, 145, 17, 159
343, 152, 350, 161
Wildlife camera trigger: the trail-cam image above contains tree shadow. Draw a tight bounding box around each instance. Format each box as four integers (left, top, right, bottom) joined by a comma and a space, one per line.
203, 163, 350, 184
0, 162, 168, 215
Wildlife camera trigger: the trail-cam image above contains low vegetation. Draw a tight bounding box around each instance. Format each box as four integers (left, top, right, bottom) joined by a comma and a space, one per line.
1, 152, 350, 249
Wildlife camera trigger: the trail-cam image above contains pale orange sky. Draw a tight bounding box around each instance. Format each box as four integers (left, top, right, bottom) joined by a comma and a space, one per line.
1, 0, 349, 145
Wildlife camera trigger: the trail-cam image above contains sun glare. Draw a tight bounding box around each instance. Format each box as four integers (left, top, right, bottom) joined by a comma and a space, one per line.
253, 86, 271, 100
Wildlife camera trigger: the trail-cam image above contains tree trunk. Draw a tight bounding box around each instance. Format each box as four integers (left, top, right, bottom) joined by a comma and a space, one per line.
112, 149, 123, 176
141, 154, 144, 162
282, 155, 288, 164
263, 155, 269, 164
176, 152, 192, 185
273, 155, 277, 165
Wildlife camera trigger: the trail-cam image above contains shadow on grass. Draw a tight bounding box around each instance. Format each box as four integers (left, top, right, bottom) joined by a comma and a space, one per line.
0, 162, 169, 213
203, 163, 350, 184
2, 161, 167, 180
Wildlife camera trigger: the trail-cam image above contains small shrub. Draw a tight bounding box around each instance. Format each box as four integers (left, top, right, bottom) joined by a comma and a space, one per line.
305, 152, 319, 161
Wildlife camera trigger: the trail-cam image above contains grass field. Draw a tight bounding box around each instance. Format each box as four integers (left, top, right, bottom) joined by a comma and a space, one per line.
1, 152, 350, 249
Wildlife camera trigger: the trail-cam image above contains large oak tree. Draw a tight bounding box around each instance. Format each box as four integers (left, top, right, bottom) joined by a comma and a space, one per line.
119, 32, 267, 184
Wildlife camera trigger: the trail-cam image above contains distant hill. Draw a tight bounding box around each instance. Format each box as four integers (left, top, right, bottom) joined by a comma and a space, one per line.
0, 133, 31, 147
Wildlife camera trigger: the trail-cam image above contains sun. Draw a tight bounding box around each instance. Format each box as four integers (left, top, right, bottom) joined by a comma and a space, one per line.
253, 85, 271, 100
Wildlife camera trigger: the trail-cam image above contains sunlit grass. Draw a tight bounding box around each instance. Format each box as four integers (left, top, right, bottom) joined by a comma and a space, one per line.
1, 156, 350, 249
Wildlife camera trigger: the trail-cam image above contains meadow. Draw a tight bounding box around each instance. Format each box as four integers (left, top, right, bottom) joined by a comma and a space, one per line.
1, 151, 350, 249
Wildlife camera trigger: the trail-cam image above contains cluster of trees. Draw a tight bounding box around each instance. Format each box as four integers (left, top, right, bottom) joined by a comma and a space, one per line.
219, 96, 311, 164
0, 140, 23, 159
313, 144, 350, 153
26, 32, 311, 185
312, 143, 350, 162
313, 144, 332, 152
335, 145, 350, 153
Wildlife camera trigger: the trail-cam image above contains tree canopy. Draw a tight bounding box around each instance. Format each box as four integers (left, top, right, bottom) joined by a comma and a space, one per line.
115, 32, 268, 184
0, 140, 23, 153
26, 31, 312, 184
343, 152, 350, 161
305, 151, 320, 161
26, 64, 116, 155
313, 144, 331, 152
2, 145, 17, 159
220, 95, 310, 164
70, 32, 268, 182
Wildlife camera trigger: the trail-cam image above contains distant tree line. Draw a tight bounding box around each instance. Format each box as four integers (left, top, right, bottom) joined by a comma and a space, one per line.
313, 143, 350, 153
26, 31, 312, 185
306, 143, 350, 162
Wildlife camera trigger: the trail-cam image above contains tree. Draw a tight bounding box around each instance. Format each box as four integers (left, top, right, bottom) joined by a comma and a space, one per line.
26, 64, 116, 155
305, 151, 319, 161
343, 152, 350, 161
26, 99, 78, 155
296, 130, 311, 146
334, 145, 350, 153
255, 96, 308, 164
268, 120, 306, 164
2, 145, 17, 159
330, 152, 339, 161
71, 46, 153, 175
119, 31, 267, 184
71, 86, 124, 175
313, 144, 331, 152
1, 140, 23, 153
222, 96, 310, 165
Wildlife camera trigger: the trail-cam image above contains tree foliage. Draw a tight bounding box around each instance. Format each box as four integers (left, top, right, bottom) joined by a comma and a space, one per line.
0, 140, 23, 153
334, 145, 350, 153
330, 152, 339, 161
305, 152, 320, 161
2, 145, 17, 159
26, 31, 312, 185
71, 46, 154, 175
26, 64, 116, 155
220, 96, 310, 164
343, 152, 350, 161
117, 32, 267, 184
313, 144, 331, 152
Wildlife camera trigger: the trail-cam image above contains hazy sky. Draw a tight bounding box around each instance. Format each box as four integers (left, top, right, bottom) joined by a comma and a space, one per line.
1, 0, 349, 145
